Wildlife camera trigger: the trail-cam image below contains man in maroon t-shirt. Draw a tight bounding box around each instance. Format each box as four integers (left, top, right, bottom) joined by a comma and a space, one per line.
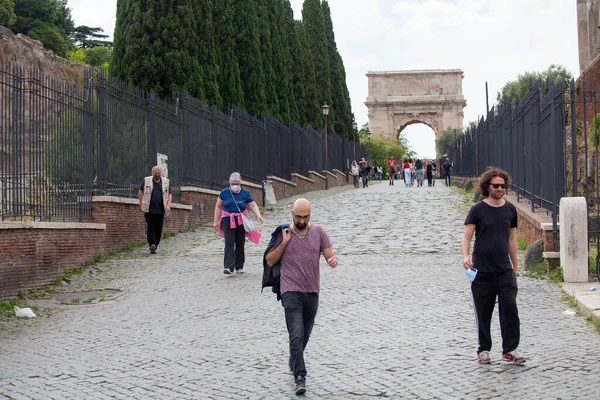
265, 198, 337, 395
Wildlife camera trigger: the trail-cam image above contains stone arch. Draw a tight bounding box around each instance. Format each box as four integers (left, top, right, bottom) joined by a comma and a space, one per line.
365, 69, 466, 155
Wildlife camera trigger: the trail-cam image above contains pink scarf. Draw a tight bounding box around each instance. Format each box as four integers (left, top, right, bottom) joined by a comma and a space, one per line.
217, 210, 261, 244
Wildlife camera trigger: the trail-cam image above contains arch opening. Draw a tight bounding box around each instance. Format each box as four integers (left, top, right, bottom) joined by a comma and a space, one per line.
398, 122, 437, 160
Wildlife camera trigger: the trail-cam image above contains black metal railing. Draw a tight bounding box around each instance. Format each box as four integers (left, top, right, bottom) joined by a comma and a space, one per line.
446, 81, 567, 249
0, 61, 368, 221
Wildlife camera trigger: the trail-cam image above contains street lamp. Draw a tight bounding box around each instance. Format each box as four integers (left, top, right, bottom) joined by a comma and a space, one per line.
352, 120, 357, 162
322, 103, 330, 189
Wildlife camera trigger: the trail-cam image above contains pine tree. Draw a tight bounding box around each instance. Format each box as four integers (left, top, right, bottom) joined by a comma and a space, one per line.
323, 1, 352, 137
231, 0, 268, 117
212, 0, 244, 110
301, 0, 332, 129
111, 0, 202, 100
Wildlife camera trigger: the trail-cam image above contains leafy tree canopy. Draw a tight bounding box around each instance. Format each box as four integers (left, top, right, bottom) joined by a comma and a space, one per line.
436, 127, 465, 157
496, 64, 573, 108
10, 0, 74, 56
0, 0, 17, 27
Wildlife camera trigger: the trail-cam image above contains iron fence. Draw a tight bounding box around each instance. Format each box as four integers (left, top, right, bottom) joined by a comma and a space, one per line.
0, 62, 367, 221
446, 81, 567, 249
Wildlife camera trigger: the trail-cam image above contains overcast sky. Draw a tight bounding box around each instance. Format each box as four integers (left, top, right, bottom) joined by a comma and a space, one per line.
68, 0, 579, 159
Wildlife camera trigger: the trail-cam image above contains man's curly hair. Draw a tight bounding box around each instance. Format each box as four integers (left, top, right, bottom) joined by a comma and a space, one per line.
479, 167, 510, 197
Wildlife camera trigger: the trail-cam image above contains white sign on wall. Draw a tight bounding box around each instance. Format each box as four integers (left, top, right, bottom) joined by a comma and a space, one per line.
157, 153, 168, 178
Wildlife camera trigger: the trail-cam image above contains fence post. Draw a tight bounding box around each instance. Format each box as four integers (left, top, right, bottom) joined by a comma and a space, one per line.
97, 70, 107, 194
571, 79, 578, 196
147, 93, 157, 173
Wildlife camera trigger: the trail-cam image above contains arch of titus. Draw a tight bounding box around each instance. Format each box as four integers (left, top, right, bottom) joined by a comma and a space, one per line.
364, 70, 466, 149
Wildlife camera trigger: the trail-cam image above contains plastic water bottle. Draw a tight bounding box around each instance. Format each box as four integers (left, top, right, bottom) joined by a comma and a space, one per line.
465, 268, 478, 282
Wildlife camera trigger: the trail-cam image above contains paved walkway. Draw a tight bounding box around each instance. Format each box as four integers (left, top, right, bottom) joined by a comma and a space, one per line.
1, 181, 600, 399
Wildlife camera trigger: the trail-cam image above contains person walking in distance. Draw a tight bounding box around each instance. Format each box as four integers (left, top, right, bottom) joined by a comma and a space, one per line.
138, 166, 172, 254
461, 167, 525, 365
214, 172, 263, 274
442, 158, 453, 186
351, 160, 360, 188
426, 160, 433, 187
265, 198, 337, 395
387, 156, 398, 186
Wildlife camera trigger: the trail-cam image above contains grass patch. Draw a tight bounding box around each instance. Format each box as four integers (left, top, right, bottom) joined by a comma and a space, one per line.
549, 266, 564, 283
561, 293, 578, 310
0, 299, 26, 318
525, 262, 546, 279
585, 316, 600, 334
516, 234, 529, 251
163, 231, 176, 239
589, 244, 598, 277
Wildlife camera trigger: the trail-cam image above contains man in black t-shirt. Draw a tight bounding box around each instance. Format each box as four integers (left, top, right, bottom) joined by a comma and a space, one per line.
461, 167, 526, 365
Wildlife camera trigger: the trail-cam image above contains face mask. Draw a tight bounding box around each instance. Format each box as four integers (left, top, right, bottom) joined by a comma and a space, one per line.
230, 185, 240, 192
465, 268, 478, 282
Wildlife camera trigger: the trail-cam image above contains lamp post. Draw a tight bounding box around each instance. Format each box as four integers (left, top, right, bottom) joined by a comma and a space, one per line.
322, 103, 330, 189
352, 120, 357, 162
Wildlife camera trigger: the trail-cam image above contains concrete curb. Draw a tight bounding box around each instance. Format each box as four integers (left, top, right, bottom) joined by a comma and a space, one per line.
561, 282, 600, 323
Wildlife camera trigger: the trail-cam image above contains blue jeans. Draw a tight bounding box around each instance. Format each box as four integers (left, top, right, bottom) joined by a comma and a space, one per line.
361, 173, 369, 187
282, 292, 319, 379
444, 173, 451, 186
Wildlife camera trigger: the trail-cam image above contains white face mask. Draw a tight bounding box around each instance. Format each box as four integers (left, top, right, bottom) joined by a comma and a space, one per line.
230, 185, 240, 193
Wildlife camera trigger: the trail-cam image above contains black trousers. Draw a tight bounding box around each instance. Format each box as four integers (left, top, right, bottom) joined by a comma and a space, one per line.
471, 269, 520, 354
426, 171, 432, 186
282, 292, 319, 379
145, 212, 164, 247
221, 219, 246, 271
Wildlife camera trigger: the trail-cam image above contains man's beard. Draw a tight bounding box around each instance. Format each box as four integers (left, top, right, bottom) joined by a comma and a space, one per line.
489, 191, 504, 200
153, 176, 160, 181
294, 222, 308, 232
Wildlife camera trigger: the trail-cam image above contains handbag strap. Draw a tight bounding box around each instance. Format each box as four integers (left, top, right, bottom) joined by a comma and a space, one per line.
230, 189, 243, 214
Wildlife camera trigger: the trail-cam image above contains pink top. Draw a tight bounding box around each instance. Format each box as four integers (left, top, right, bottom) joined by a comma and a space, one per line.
273, 224, 332, 295
217, 210, 261, 244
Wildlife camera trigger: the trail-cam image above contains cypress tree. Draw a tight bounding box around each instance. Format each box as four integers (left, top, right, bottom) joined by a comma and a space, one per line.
212, 0, 244, 110
294, 20, 321, 127
194, 0, 223, 109
231, 0, 268, 117
323, 1, 352, 137
256, 0, 280, 119
279, 0, 300, 123
301, 0, 332, 129
111, 0, 202, 100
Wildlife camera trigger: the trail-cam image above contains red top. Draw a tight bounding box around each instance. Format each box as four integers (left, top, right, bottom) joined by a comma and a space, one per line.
403, 162, 410, 169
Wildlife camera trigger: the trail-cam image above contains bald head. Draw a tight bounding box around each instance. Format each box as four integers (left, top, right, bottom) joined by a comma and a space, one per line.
292, 198, 311, 215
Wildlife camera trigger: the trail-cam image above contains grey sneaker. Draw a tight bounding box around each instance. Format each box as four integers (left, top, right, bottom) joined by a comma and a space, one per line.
149, 244, 157, 254
477, 351, 491, 364
294, 377, 306, 395
223, 268, 233, 275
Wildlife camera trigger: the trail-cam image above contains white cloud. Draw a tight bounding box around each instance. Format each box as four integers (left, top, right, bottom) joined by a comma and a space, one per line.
69, 0, 579, 156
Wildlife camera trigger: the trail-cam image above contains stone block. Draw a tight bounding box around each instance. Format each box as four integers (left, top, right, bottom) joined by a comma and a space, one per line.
559, 197, 589, 282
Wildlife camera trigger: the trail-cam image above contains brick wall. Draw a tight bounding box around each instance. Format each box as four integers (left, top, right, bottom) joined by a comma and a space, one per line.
0, 223, 106, 300
0, 171, 350, 300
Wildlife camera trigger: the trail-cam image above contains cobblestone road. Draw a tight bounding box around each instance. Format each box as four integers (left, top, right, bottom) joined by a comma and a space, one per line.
1, 182, 600, 399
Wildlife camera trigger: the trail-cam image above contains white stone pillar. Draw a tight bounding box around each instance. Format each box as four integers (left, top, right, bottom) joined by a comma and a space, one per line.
559, 197, 589, 282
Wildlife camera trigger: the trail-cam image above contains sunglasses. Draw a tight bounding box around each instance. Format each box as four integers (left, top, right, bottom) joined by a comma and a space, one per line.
490, 183, 506, 189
